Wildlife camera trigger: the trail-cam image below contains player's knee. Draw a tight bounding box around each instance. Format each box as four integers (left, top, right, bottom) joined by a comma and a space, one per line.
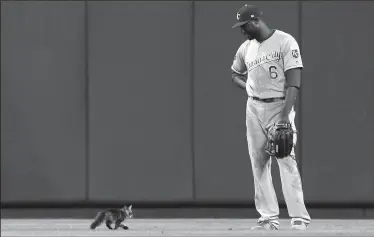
278, 157, 299, 174
251, 153, 270, 169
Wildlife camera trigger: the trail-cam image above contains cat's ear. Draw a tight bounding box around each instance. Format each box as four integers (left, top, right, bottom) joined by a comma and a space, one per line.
129, 205, 132, 210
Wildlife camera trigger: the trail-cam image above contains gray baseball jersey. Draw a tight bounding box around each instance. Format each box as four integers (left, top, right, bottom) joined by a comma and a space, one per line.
231, 30, 303, 98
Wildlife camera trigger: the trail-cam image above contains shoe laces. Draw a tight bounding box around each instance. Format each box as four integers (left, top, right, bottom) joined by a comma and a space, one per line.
293, 221, 304, 226
258, 220, 278, 229
258, 219, 270, 225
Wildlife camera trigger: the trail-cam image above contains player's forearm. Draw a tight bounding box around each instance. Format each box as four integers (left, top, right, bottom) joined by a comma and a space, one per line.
280, 68, 302, 122
231, 72, 246, 90
280, 87, 299, 121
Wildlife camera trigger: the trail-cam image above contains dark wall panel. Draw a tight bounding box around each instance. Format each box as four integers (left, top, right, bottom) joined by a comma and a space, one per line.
1, 2, 86, 202
301, 1, 374, 203
88, 2, 194, 202
193, 1, 299, 202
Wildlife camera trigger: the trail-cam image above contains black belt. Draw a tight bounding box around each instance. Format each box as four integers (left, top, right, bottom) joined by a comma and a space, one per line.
249, 96, 285, 103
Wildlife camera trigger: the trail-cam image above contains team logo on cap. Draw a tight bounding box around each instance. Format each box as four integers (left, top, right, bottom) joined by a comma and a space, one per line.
237, 12, 240, 20
291, 49, 299, 58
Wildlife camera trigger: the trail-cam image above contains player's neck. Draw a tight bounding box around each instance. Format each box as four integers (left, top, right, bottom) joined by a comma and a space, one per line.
256, 28, 275, 43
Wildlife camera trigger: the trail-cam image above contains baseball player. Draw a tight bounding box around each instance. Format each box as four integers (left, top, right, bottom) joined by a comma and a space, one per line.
230, 4, 311, 230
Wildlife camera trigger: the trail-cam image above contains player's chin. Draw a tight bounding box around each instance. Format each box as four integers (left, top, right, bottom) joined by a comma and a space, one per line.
243, 33, 254, 40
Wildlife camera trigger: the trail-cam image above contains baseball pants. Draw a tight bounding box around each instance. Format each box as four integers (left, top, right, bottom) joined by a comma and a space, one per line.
245, 97, 311, 227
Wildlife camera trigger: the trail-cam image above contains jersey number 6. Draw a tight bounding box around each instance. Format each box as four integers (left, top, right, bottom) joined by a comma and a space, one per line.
269, 66, 278, 79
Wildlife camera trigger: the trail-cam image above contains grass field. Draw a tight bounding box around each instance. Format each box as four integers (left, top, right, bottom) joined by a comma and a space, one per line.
1, 218, 374, 236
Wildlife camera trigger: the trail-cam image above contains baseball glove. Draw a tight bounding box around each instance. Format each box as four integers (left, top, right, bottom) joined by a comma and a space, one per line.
265, 122, 294, 159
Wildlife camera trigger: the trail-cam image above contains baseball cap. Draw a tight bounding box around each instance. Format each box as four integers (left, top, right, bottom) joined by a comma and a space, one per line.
232, 4, 262, 28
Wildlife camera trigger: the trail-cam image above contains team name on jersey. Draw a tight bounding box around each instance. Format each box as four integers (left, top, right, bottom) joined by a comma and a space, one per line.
246, 50, 281, 70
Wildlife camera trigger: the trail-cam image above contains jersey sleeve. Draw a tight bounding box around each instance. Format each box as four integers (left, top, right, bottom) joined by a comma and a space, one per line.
231, 42, 247, 75
282, 36, 303, 72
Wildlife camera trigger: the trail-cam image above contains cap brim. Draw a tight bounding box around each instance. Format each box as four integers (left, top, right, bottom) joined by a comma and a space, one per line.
232, 21, 248, 28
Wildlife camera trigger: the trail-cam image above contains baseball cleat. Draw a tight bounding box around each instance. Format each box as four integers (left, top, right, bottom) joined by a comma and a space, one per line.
291, 220, 307, 230
251, 220, 279, 230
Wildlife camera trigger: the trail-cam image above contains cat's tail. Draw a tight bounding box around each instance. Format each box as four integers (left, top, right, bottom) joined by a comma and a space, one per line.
90, 211, 106, 230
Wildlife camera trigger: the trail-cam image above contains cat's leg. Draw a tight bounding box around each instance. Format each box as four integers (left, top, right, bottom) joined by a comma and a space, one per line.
122, 225, 129, 230
116, 222, 129, 230
105, 221, 113, 230
114, 219, 123, 230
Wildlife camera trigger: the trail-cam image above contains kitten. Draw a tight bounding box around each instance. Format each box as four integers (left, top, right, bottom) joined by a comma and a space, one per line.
90, 205, 133, 230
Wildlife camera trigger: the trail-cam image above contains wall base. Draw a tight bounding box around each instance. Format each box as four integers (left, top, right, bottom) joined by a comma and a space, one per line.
1, 207, 373, 219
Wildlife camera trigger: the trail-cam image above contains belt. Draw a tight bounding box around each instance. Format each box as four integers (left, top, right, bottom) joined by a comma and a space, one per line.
249, 96, 285, 103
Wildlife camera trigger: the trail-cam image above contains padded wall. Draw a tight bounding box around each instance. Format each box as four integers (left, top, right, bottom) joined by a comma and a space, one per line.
87, 1, 194, 202
1, 1, 86, 202
301, 1, 374, 203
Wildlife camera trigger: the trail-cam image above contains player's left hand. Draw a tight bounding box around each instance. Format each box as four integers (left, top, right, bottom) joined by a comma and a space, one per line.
265, 121, 294, 159
278, 116, 290, 124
